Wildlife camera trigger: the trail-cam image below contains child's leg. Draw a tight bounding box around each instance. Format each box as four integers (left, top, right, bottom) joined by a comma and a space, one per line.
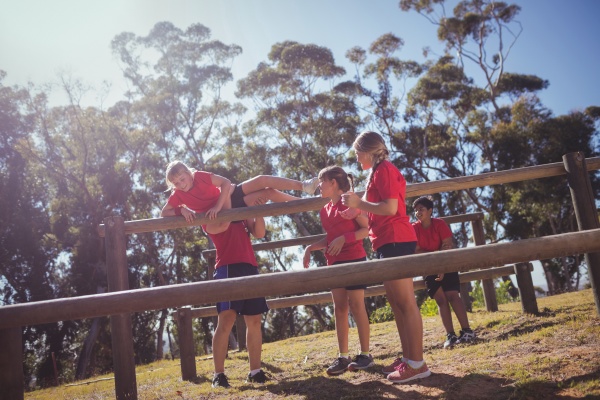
212, 310, 237, 373
331, 288, 350, 354
433, 288, 455, 334
384, 278, 424, 362
241, 175, 303, 193
347, 289, 370, 353
446, 290, 471, 330
244, 314, 263, 371
242, 188, 299, 207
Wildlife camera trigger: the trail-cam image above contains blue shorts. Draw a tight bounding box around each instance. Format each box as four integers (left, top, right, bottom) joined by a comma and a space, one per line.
332, 257, 368, 290
213, 263, 269, 315
375, 241, 417, 259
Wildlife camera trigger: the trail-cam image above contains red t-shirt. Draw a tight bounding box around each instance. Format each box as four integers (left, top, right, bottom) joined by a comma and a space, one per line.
366, 160, 417, 251
320, 199, 367, 265
167, 171, 220, 213
205, 221, 258, 269
412, 218, 453, 252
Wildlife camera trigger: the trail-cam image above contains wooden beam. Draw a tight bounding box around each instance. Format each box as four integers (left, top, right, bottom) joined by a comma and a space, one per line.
1, 229, 599, 330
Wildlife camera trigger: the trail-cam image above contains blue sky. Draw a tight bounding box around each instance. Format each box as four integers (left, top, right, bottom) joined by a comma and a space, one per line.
2, 0, 599, 115
2, 0, 598, 287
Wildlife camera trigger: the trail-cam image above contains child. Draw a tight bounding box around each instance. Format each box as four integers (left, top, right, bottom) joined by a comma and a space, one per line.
160, 161, 319, 222
412, 196, 475, 348
303, 166, 373, 376
204, 213, 270, 388
341, 131, 431, 384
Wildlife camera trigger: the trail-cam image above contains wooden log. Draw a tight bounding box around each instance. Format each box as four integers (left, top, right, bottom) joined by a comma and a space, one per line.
564, 152, 600, 316
2, 229, 590, 330
0, 327, 24, 400
97, 158, 600, 237
471, 219, 498, 312
104, 216, 137, 400
514, 262, 539, 314
187, 264, 527, 318
176, 307, 196, 381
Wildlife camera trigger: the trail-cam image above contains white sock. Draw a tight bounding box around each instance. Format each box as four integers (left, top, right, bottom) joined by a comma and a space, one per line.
250, 368, 261, 376
406, 359, 424, 369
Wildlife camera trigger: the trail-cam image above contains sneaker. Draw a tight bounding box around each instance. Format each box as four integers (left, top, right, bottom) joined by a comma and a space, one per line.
443, 332, 458, 349
457, 328, 476, 343
387, 361, 431, 384
246, 369, 268, 384
212, 372, 230, 388
381, 357, 404, 374
348, 354, 375, 371
302, 177, 319, 195
326, 356, 351, 376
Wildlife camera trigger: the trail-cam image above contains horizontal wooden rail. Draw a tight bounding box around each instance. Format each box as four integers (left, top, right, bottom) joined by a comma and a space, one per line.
201, 212, 484, 258
1, 228, 598, 330
97, 157, 600, 237
188, 264, 528, 318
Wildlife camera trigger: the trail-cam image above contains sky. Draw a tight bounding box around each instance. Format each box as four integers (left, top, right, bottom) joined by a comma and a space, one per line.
2, 0, 598, 288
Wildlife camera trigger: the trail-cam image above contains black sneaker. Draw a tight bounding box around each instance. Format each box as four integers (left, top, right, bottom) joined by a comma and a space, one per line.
457, 328, 476, 343
246, 369, 268, 384
212, 372, 230, 388
348, 354, 375, 371
326, 356, 351, 376
444, 332, 458, 349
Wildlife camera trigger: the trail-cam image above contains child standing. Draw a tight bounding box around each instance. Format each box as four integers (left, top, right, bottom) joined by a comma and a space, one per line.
204, 214, 269, 388
412, 196, 475, 348
341, 131, 431, 384
160, 160, 319, 223
303, 166, 373, 376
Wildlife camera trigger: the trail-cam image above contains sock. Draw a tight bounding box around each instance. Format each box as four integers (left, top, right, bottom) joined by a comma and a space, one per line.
339, 352, 349, 359
360, 351, 370, 356
214, 372, 224, 378
250, 368, 261, 376
406, 359, 424, 369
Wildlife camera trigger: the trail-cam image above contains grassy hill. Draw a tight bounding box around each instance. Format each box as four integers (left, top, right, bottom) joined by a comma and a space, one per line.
26, 289, 600, 399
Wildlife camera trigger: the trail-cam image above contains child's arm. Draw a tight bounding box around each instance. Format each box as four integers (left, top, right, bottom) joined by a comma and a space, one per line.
303, 237, 328, 268
205, 174, 233, 220
246, 216, 266, 239
327, 213, 369, 256
161, 203, 196, 222
341, 192, 398, 216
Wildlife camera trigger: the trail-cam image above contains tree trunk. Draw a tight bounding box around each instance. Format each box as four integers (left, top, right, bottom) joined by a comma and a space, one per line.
75, 286, 105, 380
156, 309, 168, 360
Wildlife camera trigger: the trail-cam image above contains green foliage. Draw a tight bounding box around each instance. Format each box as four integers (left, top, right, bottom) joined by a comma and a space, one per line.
471, 280, 517, 308
369, 302, 395, 324
420, 297, 439, 317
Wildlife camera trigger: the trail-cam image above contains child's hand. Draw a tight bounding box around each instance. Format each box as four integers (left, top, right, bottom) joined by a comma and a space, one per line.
327, 236, 344, 256
181, 206, 196, 223
339, 207, 361, 219
205, 205, 222, 220
303, 248, 311, 269
341, 192, 361, 208
435, 273, 445, 281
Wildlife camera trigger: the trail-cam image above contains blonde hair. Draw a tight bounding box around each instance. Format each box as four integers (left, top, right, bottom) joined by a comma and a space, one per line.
318, 166, 354, 193
353, 131, 389, 185
165, 161, 196, 191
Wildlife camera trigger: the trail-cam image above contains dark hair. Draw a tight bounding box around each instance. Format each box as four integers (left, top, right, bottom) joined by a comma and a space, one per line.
412, 195, 434, 210
318, 166, 353, 192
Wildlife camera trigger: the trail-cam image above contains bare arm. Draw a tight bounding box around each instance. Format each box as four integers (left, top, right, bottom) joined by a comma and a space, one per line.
326, 213, 369, 256
303, 236, 328, 268
341, 192, 398, 216
204, 174, 233, 220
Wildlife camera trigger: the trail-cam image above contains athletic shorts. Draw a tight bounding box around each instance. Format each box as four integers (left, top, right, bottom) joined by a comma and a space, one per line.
213, 263, 269, 315
424, 271, 460, 298
375, 241, 417, 259
231, 184, 248, 209
332, 257, 368, 290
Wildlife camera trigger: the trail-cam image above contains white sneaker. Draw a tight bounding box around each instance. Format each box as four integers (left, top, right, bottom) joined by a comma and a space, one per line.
302, 177, 319, 195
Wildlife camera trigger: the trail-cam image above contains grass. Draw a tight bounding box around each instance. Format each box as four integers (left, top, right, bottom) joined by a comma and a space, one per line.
26, 289, 600, 399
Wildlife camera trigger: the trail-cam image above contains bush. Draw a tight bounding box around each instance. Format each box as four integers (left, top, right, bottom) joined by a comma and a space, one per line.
420, 298, 439, 317
370, 303, 394, 323
470, 279, 518, 308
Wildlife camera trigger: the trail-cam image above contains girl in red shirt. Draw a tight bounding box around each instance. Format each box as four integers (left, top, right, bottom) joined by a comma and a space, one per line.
341, 131, 430, 384
412, 196, 475, 349
303, 166, 372, 375
160, 160, 319, 225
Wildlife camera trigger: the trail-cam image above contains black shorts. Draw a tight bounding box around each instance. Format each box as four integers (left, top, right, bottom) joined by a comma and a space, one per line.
375, 241, 417, 259
424, 271, 460, 298
332, 257, 368, 290
213, 263, 269, 315
231, 184, 248, 209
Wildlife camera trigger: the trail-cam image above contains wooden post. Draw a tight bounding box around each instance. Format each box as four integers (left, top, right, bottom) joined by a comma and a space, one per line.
105, 216, 137, 400
563, 152, 600, 316
177, 307, 196, 381
0, 327, 24, 400
514, 262, 539, 314
471, 219, 498, 312
460, 282, 473, 312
